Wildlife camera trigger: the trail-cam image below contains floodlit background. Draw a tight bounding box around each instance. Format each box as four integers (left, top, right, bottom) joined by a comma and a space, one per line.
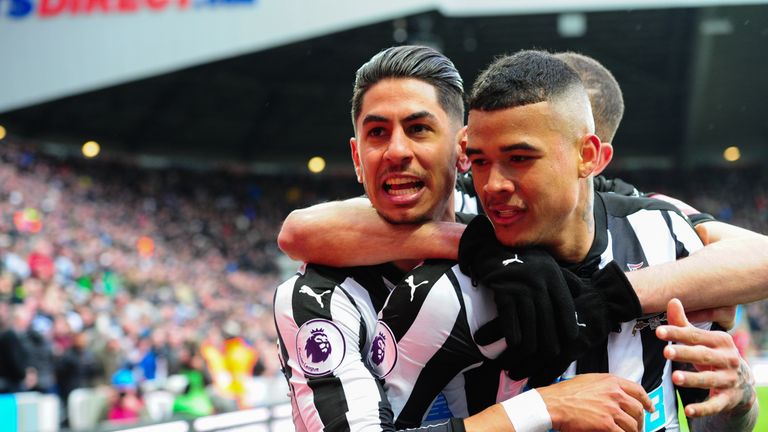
1, 1, 767, 430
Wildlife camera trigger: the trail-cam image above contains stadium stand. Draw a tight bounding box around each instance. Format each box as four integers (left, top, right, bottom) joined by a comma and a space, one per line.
0, 136, 766, 430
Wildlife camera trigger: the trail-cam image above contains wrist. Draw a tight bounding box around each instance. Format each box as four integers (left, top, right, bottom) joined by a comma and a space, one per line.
500, 389, 552, 432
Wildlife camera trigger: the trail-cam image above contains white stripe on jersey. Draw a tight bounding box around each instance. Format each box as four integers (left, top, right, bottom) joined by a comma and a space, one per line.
274, 273, 388, 432
451, 267, 500, 354
339, 277, 380, 356
626, 209, 679, 265
385, 273, 461, 418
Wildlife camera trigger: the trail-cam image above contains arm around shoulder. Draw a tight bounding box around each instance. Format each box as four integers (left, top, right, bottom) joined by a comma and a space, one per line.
278, 197, 464, 266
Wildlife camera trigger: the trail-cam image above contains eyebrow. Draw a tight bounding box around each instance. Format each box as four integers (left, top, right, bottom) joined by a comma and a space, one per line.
404, 111, 437, 122
362, 111, 437, 126
466, 142, 537, 156
362, 114, 388, 126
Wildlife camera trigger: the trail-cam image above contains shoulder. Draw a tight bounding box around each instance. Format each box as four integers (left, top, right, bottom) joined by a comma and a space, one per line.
600, 191, 685, 218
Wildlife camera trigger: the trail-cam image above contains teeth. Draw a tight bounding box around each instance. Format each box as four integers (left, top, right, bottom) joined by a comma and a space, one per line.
497, 210, 519, 216
388, 187, 420, 196
386, 178, 417, 185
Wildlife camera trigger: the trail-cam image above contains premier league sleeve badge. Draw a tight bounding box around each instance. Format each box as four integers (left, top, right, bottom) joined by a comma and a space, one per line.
369, 321, 398, 378
296, 319, 347, 376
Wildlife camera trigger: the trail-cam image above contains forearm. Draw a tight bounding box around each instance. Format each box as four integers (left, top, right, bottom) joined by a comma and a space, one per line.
628, 234, 768, 313
278, 198, 463, 266
688, 359, 758, 432
463, 405, 516, 432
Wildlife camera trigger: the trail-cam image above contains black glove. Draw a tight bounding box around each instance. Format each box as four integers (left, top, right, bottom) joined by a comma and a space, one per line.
526, 261, 642, 387
459, 216, 642, 385
459, 216, 580, 368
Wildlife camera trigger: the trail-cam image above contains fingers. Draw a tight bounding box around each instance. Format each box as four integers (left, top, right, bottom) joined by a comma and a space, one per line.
665, 298, 689, 327
616, 393, 646, 432
670, 368, 738, 390
517, 296, 537, 355
683, 393, 733, 417
535, 292, 560, 358
617, 379, 654, 412
473, 318, 503, 346
657, 323, 733, 349
663, 342, 740, 370
612, 409, 642, 432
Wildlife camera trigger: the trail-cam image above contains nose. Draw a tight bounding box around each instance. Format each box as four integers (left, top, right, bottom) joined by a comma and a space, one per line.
383, 128, 414, 165
483, 163, 515, 195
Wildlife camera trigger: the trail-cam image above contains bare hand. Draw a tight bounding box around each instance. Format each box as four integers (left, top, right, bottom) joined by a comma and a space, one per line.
656, 298, 755, 417
685, 305, 737, 330
538, 373, 653, 432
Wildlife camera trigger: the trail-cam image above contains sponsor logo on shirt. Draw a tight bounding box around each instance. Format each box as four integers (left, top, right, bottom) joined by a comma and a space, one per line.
502, 254, 523, 265
296, 319, 345, 376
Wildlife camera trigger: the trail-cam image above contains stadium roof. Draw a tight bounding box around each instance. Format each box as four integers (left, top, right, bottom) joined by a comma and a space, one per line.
2, 3, 767, 172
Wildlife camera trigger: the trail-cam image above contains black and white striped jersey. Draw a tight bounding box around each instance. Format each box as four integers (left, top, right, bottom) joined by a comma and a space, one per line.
370, 260, 521, 429
562, 192, 710, 432
273, 262, 403, 432
274, 262, 473, 432
373, 192, 709, 431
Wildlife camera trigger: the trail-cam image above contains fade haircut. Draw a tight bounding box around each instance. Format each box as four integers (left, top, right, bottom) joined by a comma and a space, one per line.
555, 52, 624, 143
468, 50, 585, 112
351, 45, 465, 130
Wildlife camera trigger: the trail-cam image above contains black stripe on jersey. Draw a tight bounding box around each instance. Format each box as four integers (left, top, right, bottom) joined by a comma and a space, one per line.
381, 260, 457, 340
639, 325, 667, 392
347, 263, 403, 313
660, 211, 690, 259
307, 375, 351, 431
291, 266, 339, 326
463, 360, 502, 415
376, 378, 396, 431
395, 269, 485, 429
606, 216, 648, 274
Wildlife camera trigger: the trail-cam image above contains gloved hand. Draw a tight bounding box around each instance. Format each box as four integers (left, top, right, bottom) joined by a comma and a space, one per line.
459, 216, 642, 384
526, 261, 642, 387
459, 216, 580, 367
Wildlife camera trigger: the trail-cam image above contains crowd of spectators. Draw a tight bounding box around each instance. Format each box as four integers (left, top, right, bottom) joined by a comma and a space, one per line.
1, 137, 767, 428
0, 138, 361, 427
607, 166, 768, 353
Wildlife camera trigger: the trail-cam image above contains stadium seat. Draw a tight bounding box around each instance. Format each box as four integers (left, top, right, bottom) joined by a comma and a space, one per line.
68, 388, 106, 431
144, 390, 175, 421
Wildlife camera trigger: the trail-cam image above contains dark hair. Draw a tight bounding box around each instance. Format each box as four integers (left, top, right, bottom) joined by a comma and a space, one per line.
555, 52, 624, 142
468, 50, 583, 111
351, 45, 464, 128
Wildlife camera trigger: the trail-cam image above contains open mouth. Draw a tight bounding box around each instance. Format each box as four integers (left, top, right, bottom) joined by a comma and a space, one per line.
383, 178, 425, 196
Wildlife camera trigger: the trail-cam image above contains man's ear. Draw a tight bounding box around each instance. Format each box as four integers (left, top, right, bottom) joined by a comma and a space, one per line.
350, 137, 363, 183
456, 126, 471, 173
592, 142, 614, 176
578, 134, 601, 178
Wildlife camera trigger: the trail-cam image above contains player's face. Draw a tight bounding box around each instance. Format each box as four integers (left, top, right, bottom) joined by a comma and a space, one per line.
351, 78, 464, 224
466, 102, 591, 253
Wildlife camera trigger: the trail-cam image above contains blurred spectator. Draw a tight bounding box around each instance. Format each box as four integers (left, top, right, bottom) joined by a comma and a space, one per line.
55, 331, 102, 405
0, 303, 28, 393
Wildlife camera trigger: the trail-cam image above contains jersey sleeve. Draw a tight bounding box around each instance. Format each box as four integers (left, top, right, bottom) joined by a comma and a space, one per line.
646, 192, 717, 226
273, 270, 395, 432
